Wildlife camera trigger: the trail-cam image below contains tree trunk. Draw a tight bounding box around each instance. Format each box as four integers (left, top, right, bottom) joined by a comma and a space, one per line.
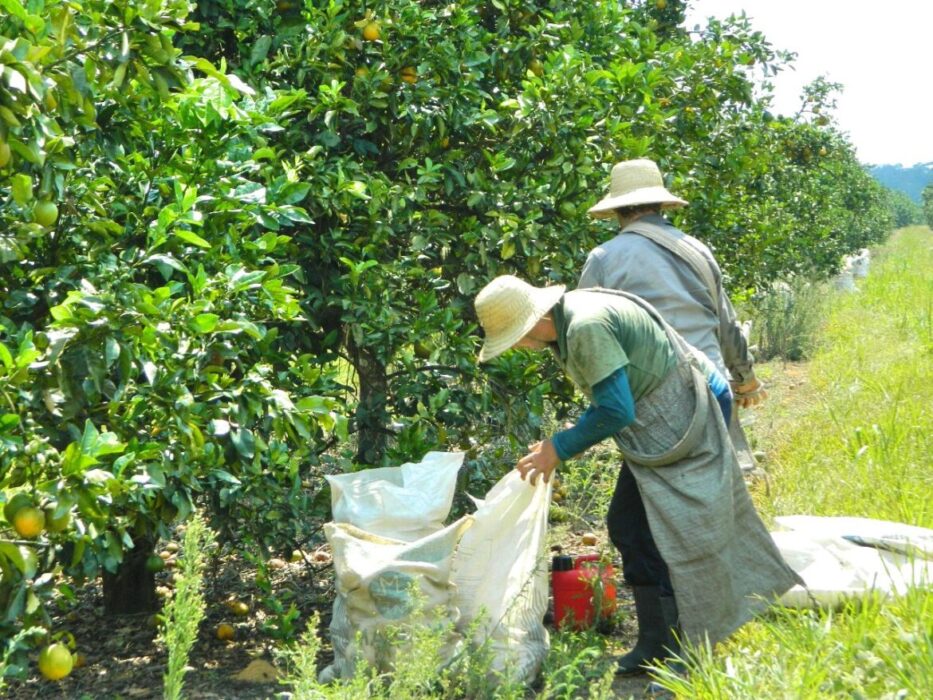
347, 336, 389, 465
102, 534, 158, 615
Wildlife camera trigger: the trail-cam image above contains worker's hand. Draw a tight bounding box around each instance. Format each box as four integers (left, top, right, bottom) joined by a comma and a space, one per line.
731, 376, 768, 409
516, 439, 560, 486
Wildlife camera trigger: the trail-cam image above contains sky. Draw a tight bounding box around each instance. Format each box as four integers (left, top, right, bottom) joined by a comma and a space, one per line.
684, 1, 933, 167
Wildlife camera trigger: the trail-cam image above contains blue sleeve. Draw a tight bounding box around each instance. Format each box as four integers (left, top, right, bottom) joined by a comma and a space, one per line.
707, 369, 733, 425
551, 367, 635, 461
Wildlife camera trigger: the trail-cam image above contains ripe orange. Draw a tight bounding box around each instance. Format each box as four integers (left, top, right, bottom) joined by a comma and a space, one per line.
38, 643, 74, 681
362, 22, 381, 42
12, 506, 45, 538
3, 492, 33, 523
216, 623, 235, 641
400, 66, 417, 84
228, 600, 250, 616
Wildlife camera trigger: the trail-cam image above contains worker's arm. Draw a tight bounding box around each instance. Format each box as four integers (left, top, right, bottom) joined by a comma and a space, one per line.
551, 367, 635, 461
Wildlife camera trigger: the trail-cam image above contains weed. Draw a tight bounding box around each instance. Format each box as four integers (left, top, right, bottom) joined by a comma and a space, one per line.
159, 513, 216, 700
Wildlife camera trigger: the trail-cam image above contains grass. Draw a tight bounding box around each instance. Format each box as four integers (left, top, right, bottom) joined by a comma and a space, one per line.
753, 226, 932, 525
666, 226, 933, 698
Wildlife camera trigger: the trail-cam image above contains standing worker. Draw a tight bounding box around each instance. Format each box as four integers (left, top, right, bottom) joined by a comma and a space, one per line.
581, 158, 768, 672
473, 276, 801, 678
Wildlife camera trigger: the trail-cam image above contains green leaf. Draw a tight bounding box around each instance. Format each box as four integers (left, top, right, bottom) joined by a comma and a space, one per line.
0, 413, 20, 430
0, 542, 38, 578
173, 229, 211, 248
231, 428, 256, 459
11, 174, 33, 204
192, 313, 220, 332
0, 341, 13, 369
0, 0, 27, 21
250, 35, 272, 65
211, 469, 241, 485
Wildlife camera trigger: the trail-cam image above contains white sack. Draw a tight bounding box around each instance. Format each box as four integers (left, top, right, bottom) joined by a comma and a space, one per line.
325, 451, 464, 542
321, 455, 552, 687
451, 470, 552, 683
772, 515, 933, 608
321, 516, 473, 682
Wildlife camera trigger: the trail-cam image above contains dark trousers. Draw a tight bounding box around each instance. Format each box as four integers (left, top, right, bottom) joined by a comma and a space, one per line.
606, 462, 675, 596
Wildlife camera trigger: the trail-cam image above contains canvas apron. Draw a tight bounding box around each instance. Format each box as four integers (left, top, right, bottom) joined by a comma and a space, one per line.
600, 289, 803, 646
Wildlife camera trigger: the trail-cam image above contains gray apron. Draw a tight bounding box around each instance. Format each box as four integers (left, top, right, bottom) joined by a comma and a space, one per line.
599, 289, 803, 646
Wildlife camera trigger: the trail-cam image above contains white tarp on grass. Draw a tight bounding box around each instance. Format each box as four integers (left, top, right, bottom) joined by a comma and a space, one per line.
772, 515, 933, 608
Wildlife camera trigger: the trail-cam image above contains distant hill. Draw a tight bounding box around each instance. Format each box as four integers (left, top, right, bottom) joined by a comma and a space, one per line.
870, 163, 933, 203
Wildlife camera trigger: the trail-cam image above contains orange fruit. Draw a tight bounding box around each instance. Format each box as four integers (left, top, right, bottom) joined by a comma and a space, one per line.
362, 22, 381, 41
73, 651, 88, 669
0, 141, 11, 168
145, 555, 165, 573
228, 600, 250, 616
12, 507, 45, 538
216, 623, 235, 641
4, 492, 33, 523
34, 200, 59, 227
43, 504, 71, 533
400, 66, 417, 84
38, 643, 74, 681
529, 59, 544, 77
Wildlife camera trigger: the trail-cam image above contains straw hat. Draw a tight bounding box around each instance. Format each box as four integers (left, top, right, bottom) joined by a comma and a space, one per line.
474, 275, 565, 362
587, 159, 688, 219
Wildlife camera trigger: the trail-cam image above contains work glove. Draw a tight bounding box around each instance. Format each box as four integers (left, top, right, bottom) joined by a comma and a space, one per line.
731, 376, 767, 409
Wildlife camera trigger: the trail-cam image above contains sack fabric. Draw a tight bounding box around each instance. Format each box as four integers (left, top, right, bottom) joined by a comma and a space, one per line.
321, 453, 551, 685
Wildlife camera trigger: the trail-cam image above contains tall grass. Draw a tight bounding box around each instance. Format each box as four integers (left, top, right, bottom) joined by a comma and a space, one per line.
747, 276, 829, 362
663, 226, 933, 698
757, 227, 932, 525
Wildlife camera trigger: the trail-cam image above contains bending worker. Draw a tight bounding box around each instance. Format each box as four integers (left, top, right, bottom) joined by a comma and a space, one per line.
473, 275, 801, 675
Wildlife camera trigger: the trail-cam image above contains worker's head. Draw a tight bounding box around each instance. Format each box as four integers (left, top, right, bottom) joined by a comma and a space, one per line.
587, 158, 687, 220
474, 275, 565, 362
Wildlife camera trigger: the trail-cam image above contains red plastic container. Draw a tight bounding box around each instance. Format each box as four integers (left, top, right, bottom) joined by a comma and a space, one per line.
552, 554, 617, 630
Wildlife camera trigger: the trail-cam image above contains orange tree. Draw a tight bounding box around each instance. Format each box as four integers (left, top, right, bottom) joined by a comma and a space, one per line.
177, 0, 894, 470
0, 0, 347, 672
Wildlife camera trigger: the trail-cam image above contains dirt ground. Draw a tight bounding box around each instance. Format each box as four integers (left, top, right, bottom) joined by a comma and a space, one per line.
5, 557, 658, 699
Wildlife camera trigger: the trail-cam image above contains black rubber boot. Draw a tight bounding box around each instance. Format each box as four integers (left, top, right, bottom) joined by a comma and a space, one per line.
615, 586, 679, 675
644, 595, 686, 695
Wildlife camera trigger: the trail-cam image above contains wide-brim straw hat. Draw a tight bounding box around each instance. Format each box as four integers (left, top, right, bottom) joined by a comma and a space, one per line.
474, 275, 565, 362
587, 158, 688, 219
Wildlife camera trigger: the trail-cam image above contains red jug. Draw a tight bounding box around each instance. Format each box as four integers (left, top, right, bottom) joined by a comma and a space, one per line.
551, 553, 617, 630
